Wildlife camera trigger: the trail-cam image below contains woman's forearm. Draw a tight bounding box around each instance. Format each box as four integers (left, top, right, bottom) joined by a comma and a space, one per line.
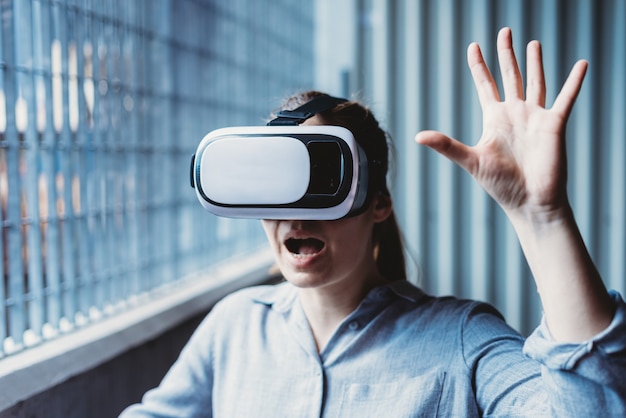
508, 204, 615, 342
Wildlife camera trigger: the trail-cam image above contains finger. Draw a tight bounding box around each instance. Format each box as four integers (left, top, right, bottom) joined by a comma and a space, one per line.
415, 130, 477, 174
526, 40, 546, 107
552, 60, 588, 118
496, 27, 524, 100
467, 42, 501, 106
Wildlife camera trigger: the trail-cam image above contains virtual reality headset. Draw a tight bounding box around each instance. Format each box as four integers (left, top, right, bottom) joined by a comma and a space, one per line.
190, 95, 380, 220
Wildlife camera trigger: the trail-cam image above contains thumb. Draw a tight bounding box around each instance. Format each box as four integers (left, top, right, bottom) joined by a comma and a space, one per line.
415, 130, 476, 173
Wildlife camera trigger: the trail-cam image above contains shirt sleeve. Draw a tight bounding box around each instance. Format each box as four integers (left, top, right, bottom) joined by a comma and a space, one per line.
118, 312, 216, 418
522, 290, 626, 417
461, 302, 548, 417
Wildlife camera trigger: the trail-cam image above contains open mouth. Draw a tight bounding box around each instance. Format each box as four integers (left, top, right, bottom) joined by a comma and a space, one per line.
285, 237, 325, 256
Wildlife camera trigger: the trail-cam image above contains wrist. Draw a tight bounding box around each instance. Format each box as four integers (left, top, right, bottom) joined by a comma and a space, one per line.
505, 202, 575, 231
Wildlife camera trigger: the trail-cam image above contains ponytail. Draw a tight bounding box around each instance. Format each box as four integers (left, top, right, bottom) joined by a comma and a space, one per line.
374, 209, 407, 281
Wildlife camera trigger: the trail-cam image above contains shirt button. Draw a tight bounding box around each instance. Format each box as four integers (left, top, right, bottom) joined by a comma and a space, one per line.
374, 287, 390, 300
348, 321, 359, 330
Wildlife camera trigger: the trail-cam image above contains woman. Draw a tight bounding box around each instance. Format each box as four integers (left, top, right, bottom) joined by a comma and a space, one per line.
121, 28, 626, 417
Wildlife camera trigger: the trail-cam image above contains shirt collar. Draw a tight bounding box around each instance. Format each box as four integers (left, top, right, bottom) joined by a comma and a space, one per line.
386, 280, 427, 303
250, 281, 297, 313
251, 279, 426, 313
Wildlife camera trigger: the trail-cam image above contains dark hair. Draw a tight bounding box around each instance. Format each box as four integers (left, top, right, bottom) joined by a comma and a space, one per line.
276, 91, 407, 281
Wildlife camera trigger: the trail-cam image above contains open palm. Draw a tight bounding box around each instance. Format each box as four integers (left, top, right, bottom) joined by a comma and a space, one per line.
416, 27, 588, 218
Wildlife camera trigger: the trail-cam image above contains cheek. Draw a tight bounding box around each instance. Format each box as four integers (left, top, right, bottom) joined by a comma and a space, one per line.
261, 221, 280, 249
329, 219, 373, 253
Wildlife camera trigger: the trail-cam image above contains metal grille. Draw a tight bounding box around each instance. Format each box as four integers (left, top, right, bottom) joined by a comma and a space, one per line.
0, 0, 314, 357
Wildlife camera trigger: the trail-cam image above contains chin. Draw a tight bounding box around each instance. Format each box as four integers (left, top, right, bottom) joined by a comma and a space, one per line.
281, 269, 331, 289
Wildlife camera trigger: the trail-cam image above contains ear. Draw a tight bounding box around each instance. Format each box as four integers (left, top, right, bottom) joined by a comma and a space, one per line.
371, 193, 393, 223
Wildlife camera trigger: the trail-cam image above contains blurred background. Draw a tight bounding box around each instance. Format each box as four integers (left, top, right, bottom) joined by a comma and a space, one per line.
0, 0, 624, 416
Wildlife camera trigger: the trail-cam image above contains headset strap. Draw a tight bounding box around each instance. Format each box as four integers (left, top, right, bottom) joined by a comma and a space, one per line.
267, 95, 348, 126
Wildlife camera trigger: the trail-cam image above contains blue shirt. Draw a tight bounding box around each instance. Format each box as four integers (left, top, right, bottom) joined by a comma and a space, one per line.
120, 281, 626, 417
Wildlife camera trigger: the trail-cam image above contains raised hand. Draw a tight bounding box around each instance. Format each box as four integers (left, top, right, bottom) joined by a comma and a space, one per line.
416, 27, 614, 342
416, 27, 587, 220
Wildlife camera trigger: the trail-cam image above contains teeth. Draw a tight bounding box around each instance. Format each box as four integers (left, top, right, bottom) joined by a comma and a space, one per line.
292, 252, 316, 259
285, 237, 325, 255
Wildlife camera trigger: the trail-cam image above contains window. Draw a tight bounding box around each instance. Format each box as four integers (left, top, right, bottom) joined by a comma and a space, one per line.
1, 0, 314, 357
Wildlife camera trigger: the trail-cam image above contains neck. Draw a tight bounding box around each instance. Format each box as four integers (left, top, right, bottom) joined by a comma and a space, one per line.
297, 272, 388, 352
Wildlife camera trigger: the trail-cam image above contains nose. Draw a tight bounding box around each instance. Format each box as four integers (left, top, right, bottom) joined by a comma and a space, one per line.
286, 220, 319, 230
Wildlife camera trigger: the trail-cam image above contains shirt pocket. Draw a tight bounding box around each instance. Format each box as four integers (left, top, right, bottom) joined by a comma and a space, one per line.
336, 370, 446, 418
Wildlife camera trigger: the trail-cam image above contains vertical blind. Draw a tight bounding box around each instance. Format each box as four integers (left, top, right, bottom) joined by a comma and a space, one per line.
0, 0, 314, 357
349, 0, 625, 335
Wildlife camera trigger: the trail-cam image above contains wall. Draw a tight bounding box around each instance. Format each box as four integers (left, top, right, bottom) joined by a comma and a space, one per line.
1, 312, 204, 418
316, 0, 626, 336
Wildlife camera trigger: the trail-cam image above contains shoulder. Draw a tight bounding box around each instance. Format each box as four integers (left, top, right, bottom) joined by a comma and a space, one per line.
387, 281, 520, 348
188, 282, 292, 346
200, 281, 294, 329
423, 293, 515, 340
388, 280, 503, 323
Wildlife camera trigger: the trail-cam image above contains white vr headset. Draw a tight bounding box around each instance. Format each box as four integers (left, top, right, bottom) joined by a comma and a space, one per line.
190, 95, 379, 220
